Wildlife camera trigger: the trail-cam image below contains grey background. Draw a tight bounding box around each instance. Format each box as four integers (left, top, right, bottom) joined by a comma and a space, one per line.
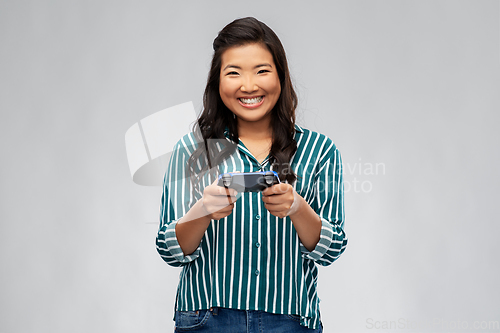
1, 1, 499, 332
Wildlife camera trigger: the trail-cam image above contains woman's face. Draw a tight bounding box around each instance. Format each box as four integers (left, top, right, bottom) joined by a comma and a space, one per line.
219, 43, 281, 128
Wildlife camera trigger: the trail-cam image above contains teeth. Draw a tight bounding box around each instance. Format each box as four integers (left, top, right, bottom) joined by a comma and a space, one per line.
239, 96, 263, 104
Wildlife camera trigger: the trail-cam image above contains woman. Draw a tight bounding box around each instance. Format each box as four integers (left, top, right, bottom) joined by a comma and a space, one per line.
157, 17, 347, 332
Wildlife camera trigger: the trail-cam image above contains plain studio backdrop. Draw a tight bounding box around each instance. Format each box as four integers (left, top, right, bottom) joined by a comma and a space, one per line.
1, 1, 499, 332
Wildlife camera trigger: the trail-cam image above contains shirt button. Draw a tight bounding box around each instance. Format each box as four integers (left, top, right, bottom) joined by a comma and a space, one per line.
255, 270, 260, 276
255, 215, 260, 220
255, 242, 260, 248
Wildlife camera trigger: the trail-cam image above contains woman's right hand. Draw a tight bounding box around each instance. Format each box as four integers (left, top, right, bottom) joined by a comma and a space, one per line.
201, 180, 239, 220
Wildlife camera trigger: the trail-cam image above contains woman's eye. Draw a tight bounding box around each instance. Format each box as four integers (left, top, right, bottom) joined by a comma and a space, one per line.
258, 69, 270, 74
226, 71, 239, 76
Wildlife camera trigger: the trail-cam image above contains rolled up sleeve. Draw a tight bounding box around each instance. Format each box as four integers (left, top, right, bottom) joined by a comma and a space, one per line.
156, 137, 202, 267
300, 143, 348, 266
156, 220, 202, 267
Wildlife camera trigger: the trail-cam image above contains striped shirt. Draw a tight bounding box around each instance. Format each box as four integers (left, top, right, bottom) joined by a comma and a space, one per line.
156, 124, 347, 330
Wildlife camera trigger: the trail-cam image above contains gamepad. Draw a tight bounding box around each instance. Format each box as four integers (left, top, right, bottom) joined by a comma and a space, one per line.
217, 171, 280, 192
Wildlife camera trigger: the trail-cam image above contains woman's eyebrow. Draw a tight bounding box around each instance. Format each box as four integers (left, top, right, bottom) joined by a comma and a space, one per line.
223, 64, 241, 71
222, 63, 273, 71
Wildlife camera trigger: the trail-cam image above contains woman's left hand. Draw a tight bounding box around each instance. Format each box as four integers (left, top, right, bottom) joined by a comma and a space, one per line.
262, 183, 301, 218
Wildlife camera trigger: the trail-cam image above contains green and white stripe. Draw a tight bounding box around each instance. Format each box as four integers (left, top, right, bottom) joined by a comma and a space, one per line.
156, 124, 347, 330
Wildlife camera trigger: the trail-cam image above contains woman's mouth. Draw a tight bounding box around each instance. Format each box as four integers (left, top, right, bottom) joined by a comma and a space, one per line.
238, 96, 264, 108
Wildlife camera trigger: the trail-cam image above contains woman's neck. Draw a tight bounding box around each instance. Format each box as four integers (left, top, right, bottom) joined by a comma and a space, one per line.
237, 118, 273, 141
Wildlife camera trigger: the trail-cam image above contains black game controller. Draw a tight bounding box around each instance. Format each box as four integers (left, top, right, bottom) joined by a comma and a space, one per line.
217, 171, 281, 192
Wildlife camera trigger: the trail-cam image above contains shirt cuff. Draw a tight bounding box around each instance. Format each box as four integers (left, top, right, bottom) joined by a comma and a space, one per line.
163, 220, 202, 264
299, 217, 334, 261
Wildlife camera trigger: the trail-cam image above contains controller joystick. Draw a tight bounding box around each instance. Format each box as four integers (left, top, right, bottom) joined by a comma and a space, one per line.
222, 174, 232, 187
264, 171, 275, 185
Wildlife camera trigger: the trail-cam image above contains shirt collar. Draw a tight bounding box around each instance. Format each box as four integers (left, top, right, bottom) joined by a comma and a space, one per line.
294, 124, 304, 133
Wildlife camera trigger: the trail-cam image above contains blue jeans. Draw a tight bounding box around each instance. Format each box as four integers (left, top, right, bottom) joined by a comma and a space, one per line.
174, 307, 323, 332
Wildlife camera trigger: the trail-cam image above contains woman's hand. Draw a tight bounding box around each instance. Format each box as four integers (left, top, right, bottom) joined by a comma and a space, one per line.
262, 183, 302, 218
201, 180, 239, 220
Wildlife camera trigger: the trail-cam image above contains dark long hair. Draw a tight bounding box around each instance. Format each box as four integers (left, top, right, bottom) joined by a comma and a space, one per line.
187, 17, 298, 188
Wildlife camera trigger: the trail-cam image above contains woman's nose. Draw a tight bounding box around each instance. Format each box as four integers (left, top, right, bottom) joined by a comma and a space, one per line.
240, 76, 258, 93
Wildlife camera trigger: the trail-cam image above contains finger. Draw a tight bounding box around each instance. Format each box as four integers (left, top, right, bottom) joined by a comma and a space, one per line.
213, 197, 237, 207
262, 194, 278, 204
262, 192, 289, 204
213, 203, 235, 217
213, 203, 231, 213
264, 201, 289, 210
215, 190, 240, 204
219, 185, 238, 197
263, 183, 289, 196
220, 203, 235, 212
222, 186, 238, 198
265, 206, 287, 218
217, 190, 238, 203
206, 184, 238, 197
207, 195, 235, 208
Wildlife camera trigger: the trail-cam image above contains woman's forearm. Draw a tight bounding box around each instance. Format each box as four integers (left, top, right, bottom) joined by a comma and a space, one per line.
175, 200, 212, 255
288, 195, 322, 252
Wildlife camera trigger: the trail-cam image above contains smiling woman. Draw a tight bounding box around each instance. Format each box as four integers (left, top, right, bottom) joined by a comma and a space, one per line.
219, 43, 281, 128
156, 17, 347, 333
219, 43, 282, 163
